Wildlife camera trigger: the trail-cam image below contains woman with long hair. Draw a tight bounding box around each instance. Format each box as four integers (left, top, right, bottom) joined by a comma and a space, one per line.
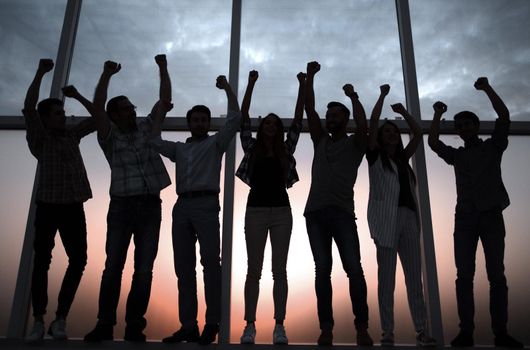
235, 70, 305, 345
367, 84, 436, 347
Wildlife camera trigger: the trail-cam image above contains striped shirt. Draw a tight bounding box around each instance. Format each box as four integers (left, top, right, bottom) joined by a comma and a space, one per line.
23, 109, 94, 204
99, 116, 171, 197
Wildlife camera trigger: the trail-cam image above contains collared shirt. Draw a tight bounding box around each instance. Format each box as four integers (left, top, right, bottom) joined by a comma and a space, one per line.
304, 134, 365, 216
99, 116, 171, 197
23, 109, 94, 204
433, 118, 510, 212
235, 120, 301, 189
150, 110, 241, 195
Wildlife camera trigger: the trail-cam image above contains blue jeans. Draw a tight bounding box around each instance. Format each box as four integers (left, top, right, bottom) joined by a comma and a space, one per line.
305, 207, 369, 331
172, 196, 221, 328
97, 194, 161, 330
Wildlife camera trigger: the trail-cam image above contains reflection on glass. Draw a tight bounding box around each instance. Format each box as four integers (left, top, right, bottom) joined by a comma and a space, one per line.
410, 0, 530, 121
65, 0, 231, 118
426, 135, 530, 345
0, 0, 66, 114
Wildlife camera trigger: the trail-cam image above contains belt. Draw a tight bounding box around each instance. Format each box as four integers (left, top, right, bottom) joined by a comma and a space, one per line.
178, 190, 219, 198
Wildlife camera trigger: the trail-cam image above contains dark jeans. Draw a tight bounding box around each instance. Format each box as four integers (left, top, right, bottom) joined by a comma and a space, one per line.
454, 209, 508, 334
172, 196, 221, 329
305, 208, 369, 331
97, 195, 161, 330
32, 201, 87, 318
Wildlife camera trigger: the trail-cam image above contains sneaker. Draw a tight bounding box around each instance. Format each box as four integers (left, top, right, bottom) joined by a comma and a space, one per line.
124, 325, 146, 342
317, 329, 333, 346
198, 323, 219, 345
416, 331, 436, 347
273, 324, 288, 345
494, 333, 523, 348
450, 331, 473, 347
84, 322, 113, 342
357, 327, 374, 346
48, 319, 67, 340
380, 332, 395, 347
240, 323, 256, 344
162, 326, 200, 343
25, 320, 45, 343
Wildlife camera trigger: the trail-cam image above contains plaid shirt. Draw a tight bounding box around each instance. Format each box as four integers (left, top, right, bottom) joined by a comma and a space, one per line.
235, 120, 301, 189
23, 109, 94, 204
99, 116, 171, 197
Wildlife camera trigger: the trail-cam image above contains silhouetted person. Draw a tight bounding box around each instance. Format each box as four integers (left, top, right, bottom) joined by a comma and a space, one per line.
84, 55, 172, 343
150, 75, 240, 345
428, 77, 523, 348
236, 70, 305, 345
367, 84, 436, 346
23, 59, 96, 343
303, 61, 373, 346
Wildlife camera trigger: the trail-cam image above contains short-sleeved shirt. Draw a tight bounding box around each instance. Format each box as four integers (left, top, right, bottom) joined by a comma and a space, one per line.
23, 109, 94, 204
99, 116, 171, 197
433, 118, 510, 212
304, 134, 365, 216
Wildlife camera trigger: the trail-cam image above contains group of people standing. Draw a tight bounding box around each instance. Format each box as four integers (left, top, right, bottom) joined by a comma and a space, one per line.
22, 56, 522, 348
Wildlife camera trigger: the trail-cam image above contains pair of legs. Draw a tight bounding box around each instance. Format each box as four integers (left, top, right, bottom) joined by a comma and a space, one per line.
244, 206, 292, 323
31, 201, 87, 320
96, 195, 161, 331
305, 207, 369, 331
172, 196, 222, 330
376, 207, 428, 335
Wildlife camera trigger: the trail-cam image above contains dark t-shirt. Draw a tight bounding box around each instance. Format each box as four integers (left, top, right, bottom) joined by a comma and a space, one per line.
247, 156, 290, 207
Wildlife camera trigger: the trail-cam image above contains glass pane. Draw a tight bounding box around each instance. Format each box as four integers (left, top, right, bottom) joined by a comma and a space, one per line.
65, 0, 231, 118
0, 131, 37, 336
0, 0, 67, 115
239, 0, 405, 119
426, 135, 530, 345
411, 0, 530, 121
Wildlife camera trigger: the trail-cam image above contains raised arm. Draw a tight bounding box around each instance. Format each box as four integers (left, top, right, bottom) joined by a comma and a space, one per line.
215, 75, 241, 150
24, 59, 54, 111
428, 101, 448, 152
93, 61, 121, 139
292, 72, 306, 126
391, 103, 421, 159
474, 77, 509, 121
217, 75, 240, 113
149, 54, 173, 137
241, 70, 259, 127
305, 61, 323, 144
62, 85, 96, 138
368, 84, 390, 150
343, 83, 368, 150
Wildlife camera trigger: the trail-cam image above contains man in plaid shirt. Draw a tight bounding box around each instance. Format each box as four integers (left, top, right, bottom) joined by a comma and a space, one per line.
24, 59, 96, 343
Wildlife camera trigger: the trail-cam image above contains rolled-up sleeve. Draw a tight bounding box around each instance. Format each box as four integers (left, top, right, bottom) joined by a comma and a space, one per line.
216, 110, 241, 151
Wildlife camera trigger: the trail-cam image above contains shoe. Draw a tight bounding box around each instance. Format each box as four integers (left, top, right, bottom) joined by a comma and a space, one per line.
416, 331, 436, 347
25, 321, 45, 343
124, 325, 146, 342
48, 319, 67, 340
357, 327, 374, 346
240, 323, 256, 344
494, 333, 523, 348
199, 323, 219, 345
450, 331, 473, 347
273, 324, 288, 345
162, 326, 200, 343
380, 332, 394, 346
84, 323, 113, 342
317, 329, 333, 346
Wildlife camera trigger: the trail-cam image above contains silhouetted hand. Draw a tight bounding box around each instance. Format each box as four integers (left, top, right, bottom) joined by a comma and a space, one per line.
307, 61, 321, 76
216, 75, 229, 90
155, 54, 167, 68
343, 84, 358, 99
61, 85, 79, 98
391, 103, 406, 114
103, 61, 121, 76
158, 98, 174, 113
248, 70, 259, 84
297, 72, 307, 82
38, 59, 54, 74
380, 84, 390, 96
474, 77, 490, 91
433, 101, 447, 114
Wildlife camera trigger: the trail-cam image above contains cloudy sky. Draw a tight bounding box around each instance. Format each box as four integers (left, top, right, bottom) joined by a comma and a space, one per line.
1, 0, 529, 345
